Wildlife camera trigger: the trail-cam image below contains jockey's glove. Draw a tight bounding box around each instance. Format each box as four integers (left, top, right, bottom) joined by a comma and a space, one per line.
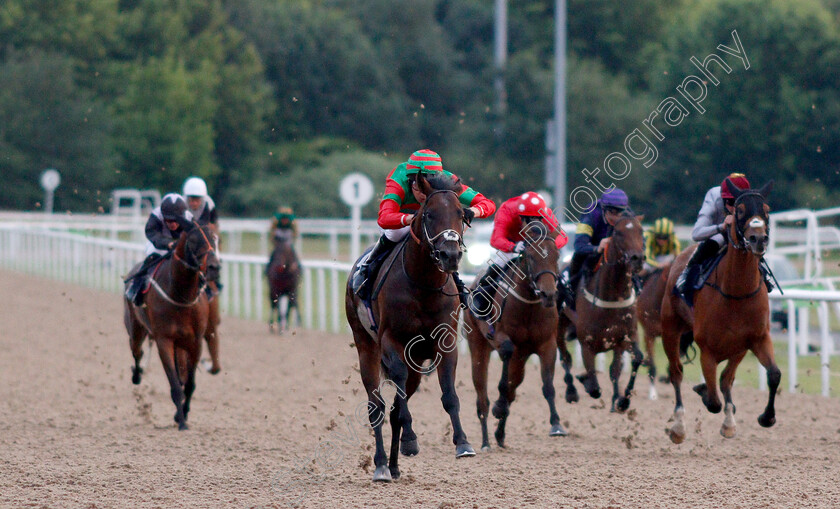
513, 241, 526, 253
462, 207, 475, 225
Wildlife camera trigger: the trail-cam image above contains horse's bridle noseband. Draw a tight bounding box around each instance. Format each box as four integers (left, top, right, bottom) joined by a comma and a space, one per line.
410, 189, 468, 269
729, 191, 769, 253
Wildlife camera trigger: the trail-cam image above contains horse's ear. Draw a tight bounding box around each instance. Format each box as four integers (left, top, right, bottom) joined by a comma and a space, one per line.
725, 178, 745, 200
758, 180, 774, 198
416, 172, 432, 199
635, 214, 645, 223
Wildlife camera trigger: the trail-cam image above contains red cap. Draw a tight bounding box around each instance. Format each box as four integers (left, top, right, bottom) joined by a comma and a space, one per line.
721, 173, 750, 199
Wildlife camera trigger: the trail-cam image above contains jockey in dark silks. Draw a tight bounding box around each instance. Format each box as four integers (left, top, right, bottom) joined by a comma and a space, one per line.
125, 193, 194, 305
564, 188, 635, 309
351, 149, 496, 304
674, 173, 774, 306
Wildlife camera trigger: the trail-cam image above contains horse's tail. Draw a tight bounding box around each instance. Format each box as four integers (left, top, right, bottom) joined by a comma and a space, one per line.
679, 331, 697, 363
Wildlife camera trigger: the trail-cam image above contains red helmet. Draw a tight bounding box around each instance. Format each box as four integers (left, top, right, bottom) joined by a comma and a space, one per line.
720, 173, 750, 199
515, 192, 548, 217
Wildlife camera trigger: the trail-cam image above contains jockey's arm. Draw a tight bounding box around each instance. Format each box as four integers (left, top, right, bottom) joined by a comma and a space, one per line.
574, 222, 597, 255
145, 214, 174, 251
377, 198, 413, 230
692, 188, 725, 242
455, 183, 495, 219
490, 204, 516, 252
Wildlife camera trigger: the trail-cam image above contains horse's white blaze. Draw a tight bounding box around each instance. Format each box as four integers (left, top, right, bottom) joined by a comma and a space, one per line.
749, 218, 765, 229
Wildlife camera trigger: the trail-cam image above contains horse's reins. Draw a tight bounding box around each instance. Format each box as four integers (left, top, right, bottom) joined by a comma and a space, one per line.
585, 222, 639, 308
151, 224, 215, 307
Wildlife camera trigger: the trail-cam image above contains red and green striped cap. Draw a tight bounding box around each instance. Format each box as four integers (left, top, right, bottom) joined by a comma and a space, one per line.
405, 149, 443, 174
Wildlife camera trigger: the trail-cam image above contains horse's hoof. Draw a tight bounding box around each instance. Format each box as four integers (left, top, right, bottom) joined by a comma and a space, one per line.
389, 466, 400, 480
209, 366, 221, 375
615, 397, 631, 413
131, 367, 142, 385
565, 389, 579, 404
480, 444, 491, 453
372, 466, 392, 482
178, 422, 189, 431
549, 424, 568, 437
757, 413, 776, 428
668, 428, 685, 444
692, 383, 707, 396
720, 424, 737, 438
589, 388, 602, 399
494, 429, 506, 449
400, 439, 419, 457
455, 443, 476, 458
491, 401, 507, 419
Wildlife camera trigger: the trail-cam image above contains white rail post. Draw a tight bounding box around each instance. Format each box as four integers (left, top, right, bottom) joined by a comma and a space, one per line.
331, 267, 340, 333
819, 301, 831, 397
788, 300, 797, 393
317, 268, 327, 330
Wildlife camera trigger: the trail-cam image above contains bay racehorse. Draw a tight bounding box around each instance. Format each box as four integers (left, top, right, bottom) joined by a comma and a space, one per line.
346, 172, 475, 482
637, 263, 671, 400
124, 223, 220, 430
558, 212, 646, 412
465, 219, 567, 450
267, 236, 301, 333
661, 179, 778, 443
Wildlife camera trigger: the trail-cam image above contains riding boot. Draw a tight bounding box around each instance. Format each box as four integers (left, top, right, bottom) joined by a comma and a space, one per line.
125, 275, 146, 306
353, 235, 397, 300
675, 239, 720, 305
556, 269, 575, 311
633, 274, 644, 295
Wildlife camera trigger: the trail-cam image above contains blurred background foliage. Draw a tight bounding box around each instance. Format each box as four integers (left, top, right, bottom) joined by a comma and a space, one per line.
0, 0, 838, 220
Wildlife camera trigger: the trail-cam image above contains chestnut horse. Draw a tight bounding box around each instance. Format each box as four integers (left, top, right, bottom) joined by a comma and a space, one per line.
637, 263, 671, 400
124, 223, 220, 430
346, 172, 475, 482
661, 179, 778, 443
267, 236, 301, 333
558, 212, 646, 412
465, 220, 567, 450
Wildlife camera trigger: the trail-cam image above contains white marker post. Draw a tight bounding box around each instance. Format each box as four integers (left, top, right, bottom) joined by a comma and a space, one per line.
40, 169, 60, 215
339, 173, 374, 261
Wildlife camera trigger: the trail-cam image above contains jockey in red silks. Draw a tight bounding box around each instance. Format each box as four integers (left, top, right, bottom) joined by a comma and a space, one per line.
351, 149, 496, 303
469, 192, 570, 320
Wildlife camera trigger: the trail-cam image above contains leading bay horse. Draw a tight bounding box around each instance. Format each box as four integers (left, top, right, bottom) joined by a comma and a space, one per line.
661, 179, 778, 443
124, 223, 220, 430
558, 212, 646, 412
465, 219, 567, 450
267, 236, 301, 333
346, 172, 475, 482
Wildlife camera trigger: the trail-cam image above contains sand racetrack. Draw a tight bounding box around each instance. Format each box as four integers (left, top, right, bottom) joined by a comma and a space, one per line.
1, 268, 839, 508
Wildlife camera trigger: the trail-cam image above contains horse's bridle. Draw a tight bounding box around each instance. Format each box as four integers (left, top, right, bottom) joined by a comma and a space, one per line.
173, 222, 216, 274
728, 191, 769, 253
520, 247, 559, 299
409, 189, 467, 269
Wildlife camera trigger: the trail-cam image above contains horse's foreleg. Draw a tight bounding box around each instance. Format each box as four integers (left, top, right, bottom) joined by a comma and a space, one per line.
182, 345, 200, 421
469, 334, 492, 451
268, 295, 278, 333
643, 330, 659, 399
662, 316, 686, 444
694, 348, 722, 414
608, 349, 623, 413
495, 352, 526, 448
399, 370, 422, 457
752, 336, 781, 428
719, 351, 746, 438
356, 339, 389, 482
558, 342, 579, 403
539, 341, 567, 437
577, 344, 601, 399
616, 341, 644, 412
437, 351, 475, 458
157, 340, 188, 430
128, 317, 147, 385
384, 351, 409, 481
205, 299, 221, 374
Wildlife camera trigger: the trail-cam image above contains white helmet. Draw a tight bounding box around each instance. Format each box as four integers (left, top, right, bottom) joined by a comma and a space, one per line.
183, 177, 208, 198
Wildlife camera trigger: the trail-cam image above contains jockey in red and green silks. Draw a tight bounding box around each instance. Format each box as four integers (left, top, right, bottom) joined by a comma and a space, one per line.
352, 149, 496, 301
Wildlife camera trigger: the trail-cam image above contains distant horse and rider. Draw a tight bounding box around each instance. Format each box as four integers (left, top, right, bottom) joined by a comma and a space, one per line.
346, 150, 496, 482
123, 194, 220, 430
267, 206, 301, 333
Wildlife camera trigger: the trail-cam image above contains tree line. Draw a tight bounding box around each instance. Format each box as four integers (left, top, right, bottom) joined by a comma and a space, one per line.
1, 0, 838, 221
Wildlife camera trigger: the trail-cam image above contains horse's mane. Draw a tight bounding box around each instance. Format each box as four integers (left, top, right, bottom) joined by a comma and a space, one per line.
411, 173, 462, 193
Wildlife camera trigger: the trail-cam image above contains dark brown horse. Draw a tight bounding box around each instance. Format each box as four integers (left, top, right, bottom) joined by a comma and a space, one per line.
465, 220, 567, 450
346, 172, 474, 482
124, 223, 220, 430
661, 180, 778, 443
267, 236, 301, 333
637, 263, 672, 400
558, 212, 646, 412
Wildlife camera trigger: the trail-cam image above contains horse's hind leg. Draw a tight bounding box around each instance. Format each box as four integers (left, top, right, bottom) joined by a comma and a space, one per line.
752, 335, 781, 428
356, 337, 390, 482
157, 340, 188, 430
204, 298, 221, 374
608, 349, 624, 413
182, 345, 200, 421
538, 341, 567, 437
616, 341, 644, 412
383, 349, 409, 480
693, 348, 722, 414
495, 352, 526, 448
643, 330, 659, 399
469, 332, 492, 451
127, 313, 147, 385
662, 314, 686, 443
719, 351, 746, 438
